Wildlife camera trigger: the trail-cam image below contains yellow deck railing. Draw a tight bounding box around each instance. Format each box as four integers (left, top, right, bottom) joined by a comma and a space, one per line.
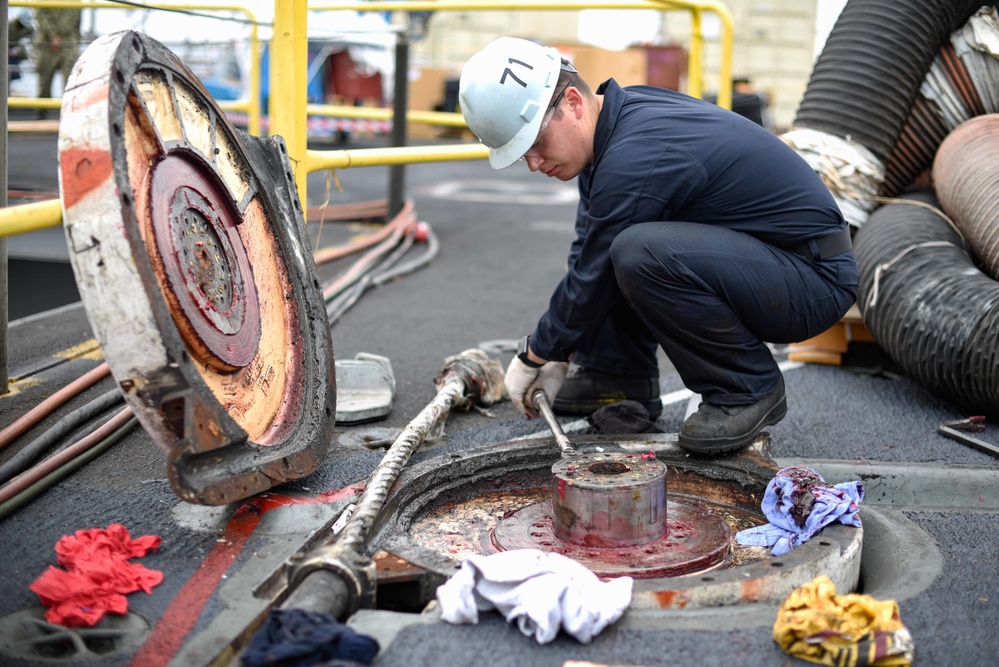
0, 0, 733, 237
286, 0, 733, 203
8, 0, 261, 134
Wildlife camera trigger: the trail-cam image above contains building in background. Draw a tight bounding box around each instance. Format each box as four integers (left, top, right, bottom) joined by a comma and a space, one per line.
659, 0, 821, 131
406, 0, 834, 132
5, 1, 842, 135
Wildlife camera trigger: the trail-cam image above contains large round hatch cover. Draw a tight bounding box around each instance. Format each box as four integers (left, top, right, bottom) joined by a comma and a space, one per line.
58, 31, 336, 505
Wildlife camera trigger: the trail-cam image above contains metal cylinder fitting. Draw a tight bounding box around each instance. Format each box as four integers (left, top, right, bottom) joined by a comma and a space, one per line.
551, 452, 667, 548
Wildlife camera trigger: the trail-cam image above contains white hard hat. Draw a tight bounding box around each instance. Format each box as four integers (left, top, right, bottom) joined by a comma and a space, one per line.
459, 37, 562, 169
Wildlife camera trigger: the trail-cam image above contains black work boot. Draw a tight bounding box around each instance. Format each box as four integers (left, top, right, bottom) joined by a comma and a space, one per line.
553, 365, 662, 420
678, 376, 787, 455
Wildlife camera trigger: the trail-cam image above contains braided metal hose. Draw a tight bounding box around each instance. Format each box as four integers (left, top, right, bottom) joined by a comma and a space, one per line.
338, 378, 468, 552
285, 349, 506, 618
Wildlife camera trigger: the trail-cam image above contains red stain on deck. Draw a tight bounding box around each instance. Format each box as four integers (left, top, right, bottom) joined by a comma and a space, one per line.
126, 483, 365, 667
60, 147, 114, 209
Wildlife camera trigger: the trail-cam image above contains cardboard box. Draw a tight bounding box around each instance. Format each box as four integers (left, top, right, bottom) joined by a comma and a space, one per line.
408, 65, 450, 112
788, 304, 876, 366
552, 43, 647, 89
406, 65, 467, 140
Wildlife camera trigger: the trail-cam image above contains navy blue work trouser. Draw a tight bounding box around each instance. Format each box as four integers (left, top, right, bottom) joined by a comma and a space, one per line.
571, 221, 858, 406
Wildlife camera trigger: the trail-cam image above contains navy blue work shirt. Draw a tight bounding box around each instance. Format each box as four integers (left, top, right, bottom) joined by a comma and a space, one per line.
529, 79, 848, 363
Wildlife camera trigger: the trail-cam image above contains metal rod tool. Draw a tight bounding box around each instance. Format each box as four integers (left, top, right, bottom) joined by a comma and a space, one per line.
939, 423, 999, 458
533, 389, 579, 457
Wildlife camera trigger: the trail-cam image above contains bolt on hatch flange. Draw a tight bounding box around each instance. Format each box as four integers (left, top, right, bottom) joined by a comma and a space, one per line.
58, 31, 336, 505
363, 434, 863, 609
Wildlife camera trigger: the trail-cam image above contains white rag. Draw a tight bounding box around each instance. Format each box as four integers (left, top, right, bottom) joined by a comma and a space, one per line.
435, 550, 633, 644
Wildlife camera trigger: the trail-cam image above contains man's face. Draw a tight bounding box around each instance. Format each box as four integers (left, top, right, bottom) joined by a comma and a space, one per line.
521, 87, 588, 181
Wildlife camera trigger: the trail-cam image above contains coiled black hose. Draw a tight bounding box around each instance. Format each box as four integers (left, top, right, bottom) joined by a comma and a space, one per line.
794, 0, 989, 164
855, 191, 999, 418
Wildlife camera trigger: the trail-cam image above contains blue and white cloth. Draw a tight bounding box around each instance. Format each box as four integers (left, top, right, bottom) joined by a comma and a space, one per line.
735, 466, 864, 556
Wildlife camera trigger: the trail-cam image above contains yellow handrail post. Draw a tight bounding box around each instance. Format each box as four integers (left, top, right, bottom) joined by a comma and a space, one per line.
271, 0, 310, 210
688, 8, 703, 100
247, 16, 262, 136
715, 6, 733, 111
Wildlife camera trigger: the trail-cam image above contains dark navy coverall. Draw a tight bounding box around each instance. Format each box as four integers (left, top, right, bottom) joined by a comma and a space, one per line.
528, 79, 858, 406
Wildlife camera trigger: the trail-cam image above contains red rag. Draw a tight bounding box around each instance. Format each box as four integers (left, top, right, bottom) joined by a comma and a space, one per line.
29, 523, 163, 627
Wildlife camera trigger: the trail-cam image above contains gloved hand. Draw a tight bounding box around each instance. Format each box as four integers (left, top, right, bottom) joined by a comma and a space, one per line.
529, 361, 568, 414
505, 358, 568, 419
505, 357, 539, 417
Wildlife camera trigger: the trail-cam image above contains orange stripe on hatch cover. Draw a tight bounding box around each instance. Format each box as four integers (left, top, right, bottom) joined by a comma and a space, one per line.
60, 147, 114, 210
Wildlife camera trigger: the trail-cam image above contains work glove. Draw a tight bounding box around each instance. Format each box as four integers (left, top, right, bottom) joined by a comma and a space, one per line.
505, 358, 568, 419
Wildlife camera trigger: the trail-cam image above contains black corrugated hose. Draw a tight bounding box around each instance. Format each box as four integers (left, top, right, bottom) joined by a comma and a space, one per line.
793, 0, 990, 165
854, 191, 999, 419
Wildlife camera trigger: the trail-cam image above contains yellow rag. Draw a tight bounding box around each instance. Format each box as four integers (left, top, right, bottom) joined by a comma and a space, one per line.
773, 575, 913, 667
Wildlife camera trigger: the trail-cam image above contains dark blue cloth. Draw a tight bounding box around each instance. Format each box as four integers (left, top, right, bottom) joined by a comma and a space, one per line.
530, 79, 857, 401
241, 608, 379, 667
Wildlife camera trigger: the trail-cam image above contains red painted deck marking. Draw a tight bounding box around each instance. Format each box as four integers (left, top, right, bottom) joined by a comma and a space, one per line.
653, 589, 690, 608
126, 483, 365, 667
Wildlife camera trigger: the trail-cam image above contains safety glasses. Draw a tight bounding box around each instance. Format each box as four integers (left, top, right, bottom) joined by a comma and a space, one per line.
519, 61, 577, 162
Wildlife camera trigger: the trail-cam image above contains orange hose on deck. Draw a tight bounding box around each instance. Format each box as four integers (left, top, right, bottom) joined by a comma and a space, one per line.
313, 200, 415, 265
0, 362, 112, 450
306, 199, 388, 222
0, 406, 134, 505
322, 212, 418, 300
